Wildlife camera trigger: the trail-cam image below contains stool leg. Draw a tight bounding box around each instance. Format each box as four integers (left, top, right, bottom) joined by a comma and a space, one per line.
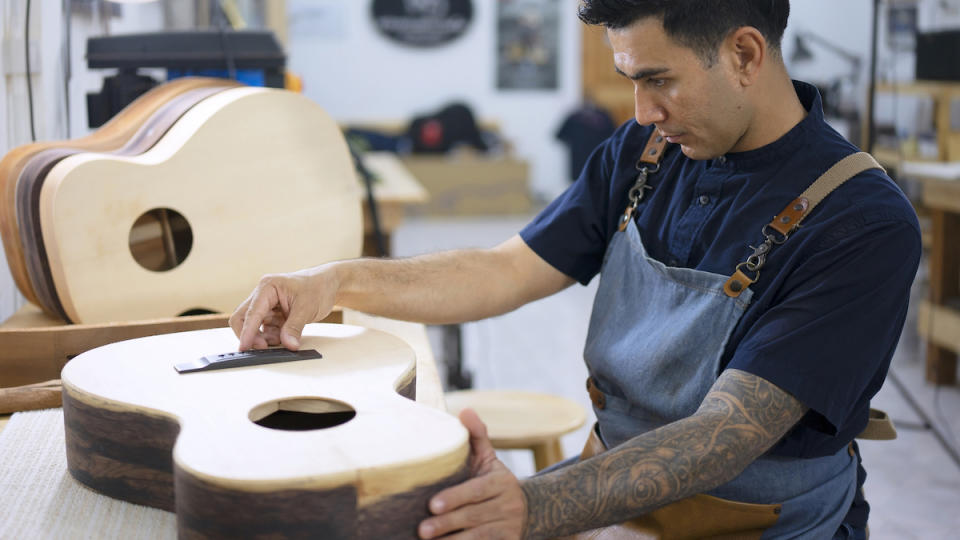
532, 439, 565, 471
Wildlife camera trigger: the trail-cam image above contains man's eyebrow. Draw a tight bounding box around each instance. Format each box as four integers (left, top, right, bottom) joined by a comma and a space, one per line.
614, 66, 669, 80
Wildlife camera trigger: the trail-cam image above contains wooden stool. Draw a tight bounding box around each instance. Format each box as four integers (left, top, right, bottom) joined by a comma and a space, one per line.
444, 390, 587, 471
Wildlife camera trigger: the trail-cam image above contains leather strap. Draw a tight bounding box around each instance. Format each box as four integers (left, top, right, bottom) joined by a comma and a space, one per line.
563, 426, 782, 540
586, 377, 606, 410
618, 132, 670, 232
724, 152, 884, 297
639, 132, 668, 165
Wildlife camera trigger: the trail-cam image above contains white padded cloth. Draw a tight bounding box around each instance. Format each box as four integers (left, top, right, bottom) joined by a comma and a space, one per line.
0, 409, 175, 539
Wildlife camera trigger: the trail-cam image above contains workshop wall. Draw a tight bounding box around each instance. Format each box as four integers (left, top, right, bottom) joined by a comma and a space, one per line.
286, 1, 582, 203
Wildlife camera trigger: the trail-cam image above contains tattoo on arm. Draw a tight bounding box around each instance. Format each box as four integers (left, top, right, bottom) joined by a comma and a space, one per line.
520, 369, 808, 539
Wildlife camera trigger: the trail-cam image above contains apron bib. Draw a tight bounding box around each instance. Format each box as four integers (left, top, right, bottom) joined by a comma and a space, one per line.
573, 219, 856, 540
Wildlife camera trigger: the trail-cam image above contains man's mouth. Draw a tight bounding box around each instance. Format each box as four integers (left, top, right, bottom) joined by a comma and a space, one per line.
657, 128, 683, 143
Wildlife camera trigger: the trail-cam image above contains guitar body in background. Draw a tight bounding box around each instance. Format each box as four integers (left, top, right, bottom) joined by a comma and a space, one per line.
40, 87, 362, 323
0, 77, 238, 307
16, 85, 234, 320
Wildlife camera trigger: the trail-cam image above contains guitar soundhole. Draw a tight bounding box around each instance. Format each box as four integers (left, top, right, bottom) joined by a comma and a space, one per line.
250, 397, 357, 431
129, 208, 193, 272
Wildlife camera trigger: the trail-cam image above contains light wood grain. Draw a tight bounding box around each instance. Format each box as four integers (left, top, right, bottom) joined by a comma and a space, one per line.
922, 177, 960, 214
61, 323, 468, 500
18, 86, 233, 320
923, 206, 960, 385
0, 379, 61, 414
0, 303, 342, 388
917, 301, 960, 359
342, 309, 445, 411
444, 389, 586, 448
361, 152, 430, 234
0, 77, 239, 305
39, 87, 362, 323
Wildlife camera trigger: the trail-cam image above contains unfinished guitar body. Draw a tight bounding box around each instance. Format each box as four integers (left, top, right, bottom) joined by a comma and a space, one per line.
0, 77, 238, 306
40, 87, 362, 323
61, 323, 470, 539
17, 86, 233, 321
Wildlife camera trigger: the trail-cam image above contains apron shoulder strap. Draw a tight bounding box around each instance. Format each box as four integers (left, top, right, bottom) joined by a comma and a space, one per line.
723, 153, 897, 443
801, 152, 884, 216
723, 152, 884, 297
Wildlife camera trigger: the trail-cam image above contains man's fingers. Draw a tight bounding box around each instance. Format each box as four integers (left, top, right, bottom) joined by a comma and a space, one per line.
428, 476, 501, 516
419, 497, 506, 539
229, 295, 253, 339
458, 408, 498, 472
260, 323, 282, 346
250, 334, 270, 350
238, 283, 281, 350
279, 298, 315, 350
231, 295, 270, 351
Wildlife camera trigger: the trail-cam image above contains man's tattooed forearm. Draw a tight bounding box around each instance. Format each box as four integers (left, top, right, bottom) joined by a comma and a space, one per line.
520, 369, 808, 539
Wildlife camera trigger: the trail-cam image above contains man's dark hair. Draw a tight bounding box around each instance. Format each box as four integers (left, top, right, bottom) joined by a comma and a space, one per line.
578, 0, 790, 65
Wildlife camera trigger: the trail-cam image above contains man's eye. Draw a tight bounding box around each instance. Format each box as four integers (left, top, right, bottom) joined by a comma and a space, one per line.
648, 78, 666, 87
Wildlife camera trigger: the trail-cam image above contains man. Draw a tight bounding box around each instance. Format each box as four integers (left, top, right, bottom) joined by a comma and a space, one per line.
231, 1, 920, 538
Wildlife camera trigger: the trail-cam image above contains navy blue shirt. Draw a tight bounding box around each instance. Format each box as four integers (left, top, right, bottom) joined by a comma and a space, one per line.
521, 82, 921, 459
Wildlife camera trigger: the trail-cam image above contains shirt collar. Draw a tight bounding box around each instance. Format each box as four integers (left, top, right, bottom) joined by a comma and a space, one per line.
713, 80, 824, 170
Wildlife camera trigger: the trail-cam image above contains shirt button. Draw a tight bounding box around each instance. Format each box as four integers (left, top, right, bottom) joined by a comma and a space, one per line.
718, 156, 727, 164
698, 194, 711, 206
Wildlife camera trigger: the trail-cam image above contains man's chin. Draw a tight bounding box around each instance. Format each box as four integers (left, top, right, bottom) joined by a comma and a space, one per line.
678, 144, 714, 161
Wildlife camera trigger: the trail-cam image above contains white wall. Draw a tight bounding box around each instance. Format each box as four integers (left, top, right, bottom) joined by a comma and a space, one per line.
286, 0, 583, 202
0, 0, 69, 318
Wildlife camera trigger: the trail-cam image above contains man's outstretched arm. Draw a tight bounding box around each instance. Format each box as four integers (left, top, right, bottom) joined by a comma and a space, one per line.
230, 234, 574, 350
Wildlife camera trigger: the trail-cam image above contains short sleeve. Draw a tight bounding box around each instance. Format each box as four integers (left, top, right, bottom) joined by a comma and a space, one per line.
520, 136, 618, 285
727, 217, 921, 438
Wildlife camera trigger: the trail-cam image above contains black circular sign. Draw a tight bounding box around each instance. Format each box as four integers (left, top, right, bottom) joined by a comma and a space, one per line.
372, 0, 473, 48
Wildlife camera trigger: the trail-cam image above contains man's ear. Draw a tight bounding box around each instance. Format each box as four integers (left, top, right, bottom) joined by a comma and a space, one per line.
724, 26, 766, 86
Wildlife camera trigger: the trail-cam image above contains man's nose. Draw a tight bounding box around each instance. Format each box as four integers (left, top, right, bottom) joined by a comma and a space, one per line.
634, 87, 666, 126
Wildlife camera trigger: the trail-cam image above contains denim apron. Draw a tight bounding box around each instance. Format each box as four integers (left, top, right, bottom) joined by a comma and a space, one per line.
580, 219, 857, 539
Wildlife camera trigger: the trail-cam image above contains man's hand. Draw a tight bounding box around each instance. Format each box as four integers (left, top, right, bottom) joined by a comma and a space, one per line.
229, 265, 339, 351
419, 409, 527, 539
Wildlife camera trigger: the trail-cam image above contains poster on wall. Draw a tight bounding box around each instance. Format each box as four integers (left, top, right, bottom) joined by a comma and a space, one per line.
496, 0, 560, 90
371, 0, 474, 47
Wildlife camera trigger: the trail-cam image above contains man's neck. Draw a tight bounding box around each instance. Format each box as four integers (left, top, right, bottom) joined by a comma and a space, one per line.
734, 67, 807, 153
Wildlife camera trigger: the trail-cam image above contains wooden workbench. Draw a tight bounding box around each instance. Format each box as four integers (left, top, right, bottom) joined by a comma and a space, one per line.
360, 152, 429, 256
915, 175, 960, 385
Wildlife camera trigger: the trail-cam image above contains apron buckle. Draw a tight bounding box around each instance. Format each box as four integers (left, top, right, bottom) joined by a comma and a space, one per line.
586, 377, 606, 410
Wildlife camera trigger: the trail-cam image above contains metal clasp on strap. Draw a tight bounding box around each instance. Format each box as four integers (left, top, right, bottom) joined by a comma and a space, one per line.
619, 132, 668, 232
722, 153, 882, 298
618, 161, 659, 231
724, 197, 810, 298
